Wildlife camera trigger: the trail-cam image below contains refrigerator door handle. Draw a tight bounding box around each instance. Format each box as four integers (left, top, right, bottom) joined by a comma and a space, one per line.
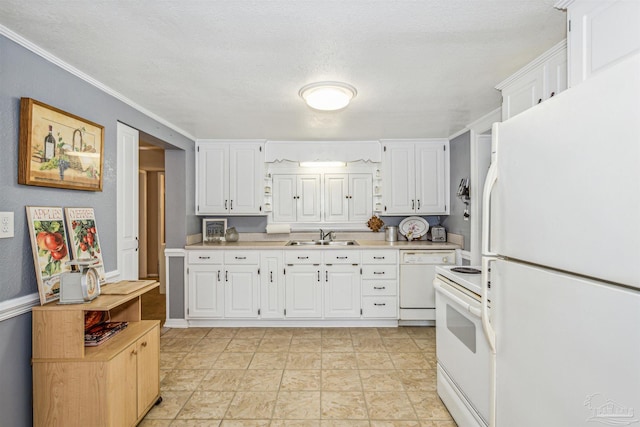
482, 161, 498, 257
482, 255, 497, 427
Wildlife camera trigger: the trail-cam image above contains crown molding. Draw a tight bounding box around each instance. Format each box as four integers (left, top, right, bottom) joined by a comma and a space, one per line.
0, 24, 195, 141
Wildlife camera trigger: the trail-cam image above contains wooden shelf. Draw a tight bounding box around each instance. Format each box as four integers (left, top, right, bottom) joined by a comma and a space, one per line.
32, 280, 161, 427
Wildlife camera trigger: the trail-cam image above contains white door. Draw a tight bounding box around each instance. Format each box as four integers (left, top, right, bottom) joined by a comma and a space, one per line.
492, 259, 640, 427
297, 174, 321, 222
196, 142, 228, 214
188, 265, 223, 318
383, 143, 415, 214
272, 175, 297, 222
224, 265, 259, 318
229, 143, 263, 214
117, 122, 139, 280
415, 142, 448, 214
324, 265, 361, 318
260, 252, 284, 319
349, 174, 373, 222
324, 174, 348, 222
285, 265, 322, 318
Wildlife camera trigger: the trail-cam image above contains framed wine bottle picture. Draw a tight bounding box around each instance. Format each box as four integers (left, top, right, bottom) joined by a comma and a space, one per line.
18, 98, 105, 191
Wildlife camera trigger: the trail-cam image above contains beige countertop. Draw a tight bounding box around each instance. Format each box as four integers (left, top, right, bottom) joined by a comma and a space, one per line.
185, 239, 460, 251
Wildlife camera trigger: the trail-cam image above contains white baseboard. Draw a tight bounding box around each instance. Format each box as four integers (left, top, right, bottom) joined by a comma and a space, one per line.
163, 319, 189, 328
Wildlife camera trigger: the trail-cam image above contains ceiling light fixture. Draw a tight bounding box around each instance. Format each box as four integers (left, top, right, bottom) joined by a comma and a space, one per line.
299, 81, 357, 111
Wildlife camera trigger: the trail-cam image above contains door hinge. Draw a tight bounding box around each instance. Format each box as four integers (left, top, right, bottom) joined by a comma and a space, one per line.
360, 308, 363, 315
197, 146, 200, 152
443, 145, 446, 151
360, 268, 362, 274
260, 146, 262, 152
258, 308, 261, 315
383, 146, 387, 152
568, 19, 571, 32
187, 308, 189, 315
283, 268, 286, 275
258, 268, 260, 275
284, 309, 287, 316
259, 205, 262, 211
187, 267, 189, 274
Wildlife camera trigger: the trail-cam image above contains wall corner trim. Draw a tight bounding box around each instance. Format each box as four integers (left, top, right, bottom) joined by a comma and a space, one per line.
0, 293, 40, 322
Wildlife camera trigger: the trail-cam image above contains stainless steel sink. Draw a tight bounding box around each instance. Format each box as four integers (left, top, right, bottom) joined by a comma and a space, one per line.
286, 240, 359, 246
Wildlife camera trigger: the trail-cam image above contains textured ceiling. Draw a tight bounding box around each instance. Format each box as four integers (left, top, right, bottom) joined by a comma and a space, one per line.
0, 1, 566, 140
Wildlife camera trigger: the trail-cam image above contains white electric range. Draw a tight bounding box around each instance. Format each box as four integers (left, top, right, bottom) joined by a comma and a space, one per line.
434, 265, 490, 427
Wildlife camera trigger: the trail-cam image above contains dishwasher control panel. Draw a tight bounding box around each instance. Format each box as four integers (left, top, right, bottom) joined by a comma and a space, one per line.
400, 251, 456, 265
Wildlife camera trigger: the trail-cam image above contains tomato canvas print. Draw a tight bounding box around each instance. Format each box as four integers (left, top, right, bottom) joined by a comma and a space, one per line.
64, 207, 106, 283
26, 206, 72, 304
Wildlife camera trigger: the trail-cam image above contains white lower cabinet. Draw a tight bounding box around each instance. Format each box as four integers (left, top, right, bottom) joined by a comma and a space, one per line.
188, 265, 224, 318
260, 251, 285, 319
283, 250, 323, 318
285, 264, 323, 318
361, 250, 398, 319
224, 265, 259, 318
223, 251, 260, 318
324, 263, 361, 319
187, 248, 399, 322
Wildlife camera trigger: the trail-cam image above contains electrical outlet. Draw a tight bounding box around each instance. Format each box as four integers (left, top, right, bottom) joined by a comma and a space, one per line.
0, 212, 14, 238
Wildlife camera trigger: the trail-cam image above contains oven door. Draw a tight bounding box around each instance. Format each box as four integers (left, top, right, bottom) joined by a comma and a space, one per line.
435, 275, 490, 426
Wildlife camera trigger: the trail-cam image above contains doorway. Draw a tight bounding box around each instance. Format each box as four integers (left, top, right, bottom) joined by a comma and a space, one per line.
138, 140, 166, 288
139, 138, 167, 325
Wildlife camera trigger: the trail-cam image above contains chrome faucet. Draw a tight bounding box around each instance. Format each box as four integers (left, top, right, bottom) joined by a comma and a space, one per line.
319, 229, 334, 241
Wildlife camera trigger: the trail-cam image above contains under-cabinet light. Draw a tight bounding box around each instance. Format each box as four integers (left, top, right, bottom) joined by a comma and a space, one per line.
299, 161, 347, 168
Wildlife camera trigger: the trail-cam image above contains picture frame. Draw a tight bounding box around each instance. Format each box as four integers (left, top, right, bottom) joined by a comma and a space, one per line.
26, 206, 73, 305
64, 207, 107, 284
18, 98, 105, 191
202, 218, 227, 243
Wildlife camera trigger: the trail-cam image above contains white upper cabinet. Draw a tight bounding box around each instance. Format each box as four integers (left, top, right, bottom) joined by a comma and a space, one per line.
558, 0, 640, 87
196, 140, 264, 215
324, 173, 372, 222
381, 139, 450, 215
272, 174, 321, 223
497, 40, 567, 121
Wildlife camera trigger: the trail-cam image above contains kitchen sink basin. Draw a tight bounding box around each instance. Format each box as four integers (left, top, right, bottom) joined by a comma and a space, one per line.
286, 240, 359, 246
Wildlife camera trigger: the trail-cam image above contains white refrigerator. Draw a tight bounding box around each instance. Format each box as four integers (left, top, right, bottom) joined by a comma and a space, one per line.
481, 52, 640, 427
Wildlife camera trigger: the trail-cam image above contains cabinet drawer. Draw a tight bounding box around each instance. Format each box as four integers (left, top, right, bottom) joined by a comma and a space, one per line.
362, 250, 397, 264
324, 250, 360, 264
362, 264, 397, 280
362, 296, 397, 318
285, 251, 322, 265
362, 280, 397, 296
224, 251, 259, 264
188, 251, 223, 264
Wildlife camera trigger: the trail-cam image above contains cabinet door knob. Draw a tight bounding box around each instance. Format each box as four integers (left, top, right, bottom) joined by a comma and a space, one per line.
537, 98, 542, 104
131, 349, 138, 356
550, 91, 555, 97
141, 341, 148, 347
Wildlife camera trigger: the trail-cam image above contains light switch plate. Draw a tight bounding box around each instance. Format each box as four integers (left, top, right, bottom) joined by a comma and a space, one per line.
0, 212, 14, 238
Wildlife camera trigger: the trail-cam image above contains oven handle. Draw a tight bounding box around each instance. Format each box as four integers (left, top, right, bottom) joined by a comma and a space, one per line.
433, 279, 481, 318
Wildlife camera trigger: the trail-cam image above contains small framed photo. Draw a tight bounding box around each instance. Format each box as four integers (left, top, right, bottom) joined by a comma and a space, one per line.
202, 218, 227, 243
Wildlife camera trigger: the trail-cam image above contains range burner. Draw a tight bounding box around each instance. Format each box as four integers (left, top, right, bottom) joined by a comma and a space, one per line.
451, 267, 482, 274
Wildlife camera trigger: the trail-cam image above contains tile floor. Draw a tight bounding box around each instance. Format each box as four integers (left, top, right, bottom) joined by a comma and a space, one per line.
140, 326, 456, 427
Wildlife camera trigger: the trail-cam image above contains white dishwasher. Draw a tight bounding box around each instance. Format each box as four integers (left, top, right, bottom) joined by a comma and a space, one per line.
399, 250, 455, 323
